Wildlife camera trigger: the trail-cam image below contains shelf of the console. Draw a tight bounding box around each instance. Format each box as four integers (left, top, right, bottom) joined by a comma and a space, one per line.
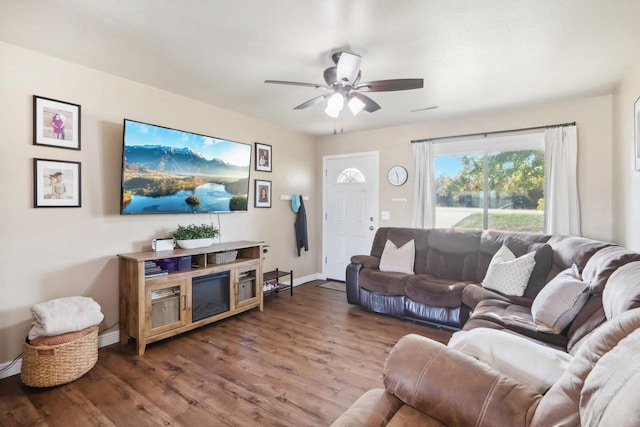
118, 240, 262, 262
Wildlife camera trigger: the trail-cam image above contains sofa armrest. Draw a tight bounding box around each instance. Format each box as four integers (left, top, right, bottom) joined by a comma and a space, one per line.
345, 262, 364, 304
351, 255, 380, 269
330, 388, 403, 427
383, 334, 541, 427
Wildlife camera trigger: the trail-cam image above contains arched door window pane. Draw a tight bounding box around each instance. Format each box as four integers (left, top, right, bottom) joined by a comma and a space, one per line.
337, 168, 365, 183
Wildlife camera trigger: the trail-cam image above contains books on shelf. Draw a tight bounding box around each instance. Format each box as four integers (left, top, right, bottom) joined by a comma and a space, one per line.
145, 260, 168, 277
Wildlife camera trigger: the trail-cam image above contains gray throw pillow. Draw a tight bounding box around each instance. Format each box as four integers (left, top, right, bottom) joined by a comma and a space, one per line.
532, 264, 590, 334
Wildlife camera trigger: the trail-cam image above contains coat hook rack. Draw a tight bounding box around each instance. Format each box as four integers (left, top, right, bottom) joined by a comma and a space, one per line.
280, 195, 310, 201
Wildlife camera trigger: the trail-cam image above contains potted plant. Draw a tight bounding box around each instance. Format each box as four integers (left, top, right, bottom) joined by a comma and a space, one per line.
172, 223, 219, 249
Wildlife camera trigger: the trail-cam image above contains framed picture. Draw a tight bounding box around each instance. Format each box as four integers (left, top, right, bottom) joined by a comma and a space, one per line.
34, 158, 81, 207
255, 142, 272, 172
254, 179, 272, 208
33, 95, 81, 150
635, 96, 640, 171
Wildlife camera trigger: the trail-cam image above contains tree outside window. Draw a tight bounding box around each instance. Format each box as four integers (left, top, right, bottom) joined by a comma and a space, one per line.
434, 149, 544, 232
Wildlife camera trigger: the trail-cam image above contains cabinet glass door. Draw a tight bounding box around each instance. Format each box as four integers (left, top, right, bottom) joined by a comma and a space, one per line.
146, 278, 187, 337
236, 266, 259, 308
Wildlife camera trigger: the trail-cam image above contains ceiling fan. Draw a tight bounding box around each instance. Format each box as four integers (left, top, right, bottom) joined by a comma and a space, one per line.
265, 51, 424, 118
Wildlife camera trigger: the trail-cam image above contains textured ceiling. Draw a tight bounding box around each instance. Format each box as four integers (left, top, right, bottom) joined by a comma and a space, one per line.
1, 0, 639, 136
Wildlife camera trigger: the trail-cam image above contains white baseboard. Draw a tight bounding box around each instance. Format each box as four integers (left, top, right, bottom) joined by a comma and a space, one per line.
1, 274, 324, 380
291, 272, 323, 286
0, 329, 121, 380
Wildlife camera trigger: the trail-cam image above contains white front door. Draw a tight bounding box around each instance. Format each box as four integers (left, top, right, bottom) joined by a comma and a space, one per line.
323, 152, 379, 281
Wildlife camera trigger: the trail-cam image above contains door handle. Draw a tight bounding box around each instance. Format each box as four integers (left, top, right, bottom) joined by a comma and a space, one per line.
369, 226, 374, 231
370, 217, 374, 222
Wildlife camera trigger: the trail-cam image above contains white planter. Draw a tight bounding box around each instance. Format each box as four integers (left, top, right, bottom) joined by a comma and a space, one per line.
176, 238, 215, 249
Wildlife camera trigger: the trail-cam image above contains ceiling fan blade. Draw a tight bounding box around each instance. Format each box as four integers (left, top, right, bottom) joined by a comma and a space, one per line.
323, 67, 337, 86
351, 92, 381, 113
411, 105, 439, 112
336, 52, 361, 84
356, 78, 424, 92
265, 80, 328, 90
294, 94, 332, 110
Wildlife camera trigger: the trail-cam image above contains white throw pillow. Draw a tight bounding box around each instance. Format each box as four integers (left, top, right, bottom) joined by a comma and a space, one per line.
531, 264, 590, 334
482, 245, 536, 296
379, 239, 415, 274
449, 328, 572, 394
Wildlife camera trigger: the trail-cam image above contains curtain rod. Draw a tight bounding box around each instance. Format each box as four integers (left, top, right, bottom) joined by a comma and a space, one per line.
411, 121, 576, 144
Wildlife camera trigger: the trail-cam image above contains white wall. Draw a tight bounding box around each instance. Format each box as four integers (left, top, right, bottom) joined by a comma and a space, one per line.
612, 62, 640, 250
316, 95, 614, 242
0, 42, 318, 364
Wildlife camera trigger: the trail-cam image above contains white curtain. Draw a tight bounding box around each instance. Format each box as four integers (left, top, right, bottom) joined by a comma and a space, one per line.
411, 141, 436, 228
543, 125, 581, 236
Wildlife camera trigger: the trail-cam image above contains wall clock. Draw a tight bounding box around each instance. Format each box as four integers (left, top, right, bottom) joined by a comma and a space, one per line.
388, 165, 408, 186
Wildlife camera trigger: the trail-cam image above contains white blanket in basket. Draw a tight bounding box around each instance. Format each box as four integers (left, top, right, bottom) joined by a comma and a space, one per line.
29, 296, 104, 340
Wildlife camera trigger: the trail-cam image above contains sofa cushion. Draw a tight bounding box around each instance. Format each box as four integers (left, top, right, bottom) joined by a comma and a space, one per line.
566, 295, 607, 355
602, 261, 640, 320
449, 328, 572, 394
532, 265, 590, 334
546, 235, 611, 280
359, 269, 407, 296
425, 229, 481, 280
461, 283, 514, 310
370, 228, 430, 263
405, 275, 466, 308
379, 239, 415, 274
465, 299, 569, 349
582, 246, 640, 294
482, 245, 536, 296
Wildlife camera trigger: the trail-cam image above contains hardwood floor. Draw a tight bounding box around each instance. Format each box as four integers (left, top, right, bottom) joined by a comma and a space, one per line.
0, 281, 452, 426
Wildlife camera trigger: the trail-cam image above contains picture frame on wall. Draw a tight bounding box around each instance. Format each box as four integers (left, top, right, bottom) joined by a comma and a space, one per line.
34, 158, 82, 208
255, 142, 272, 172
33, 95, 81, 150
635, 96, 640, 171
254, 179, 272, 208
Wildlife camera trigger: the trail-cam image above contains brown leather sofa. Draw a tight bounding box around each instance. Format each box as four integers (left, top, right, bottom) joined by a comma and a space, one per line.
331, 307, 640, 426
346, 227, 640, 352
339, 227, 640, 425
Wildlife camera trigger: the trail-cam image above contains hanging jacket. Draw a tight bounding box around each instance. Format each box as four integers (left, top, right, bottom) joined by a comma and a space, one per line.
294, 195, 308, 256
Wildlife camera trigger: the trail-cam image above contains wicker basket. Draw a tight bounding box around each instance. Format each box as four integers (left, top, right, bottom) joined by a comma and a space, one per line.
21, 325, 99, 387
210, 250, 238, 264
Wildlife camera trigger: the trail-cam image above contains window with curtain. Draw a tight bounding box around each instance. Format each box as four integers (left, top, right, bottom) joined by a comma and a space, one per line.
433, 133, 545, 232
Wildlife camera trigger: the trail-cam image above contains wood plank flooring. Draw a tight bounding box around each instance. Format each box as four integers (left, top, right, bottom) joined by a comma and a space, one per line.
0, 281, 452, 426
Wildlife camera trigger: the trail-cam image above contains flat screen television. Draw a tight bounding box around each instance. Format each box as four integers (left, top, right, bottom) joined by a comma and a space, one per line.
120, 119, 251, 214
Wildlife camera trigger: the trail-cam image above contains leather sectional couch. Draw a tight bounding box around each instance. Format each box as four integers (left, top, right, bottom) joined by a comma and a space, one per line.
346, 227, 640, 353
338, 227, 640, 425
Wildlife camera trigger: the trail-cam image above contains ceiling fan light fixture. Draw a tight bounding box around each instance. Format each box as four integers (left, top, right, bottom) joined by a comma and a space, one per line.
348, 96, 365, 115
325, 93, 344, 118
